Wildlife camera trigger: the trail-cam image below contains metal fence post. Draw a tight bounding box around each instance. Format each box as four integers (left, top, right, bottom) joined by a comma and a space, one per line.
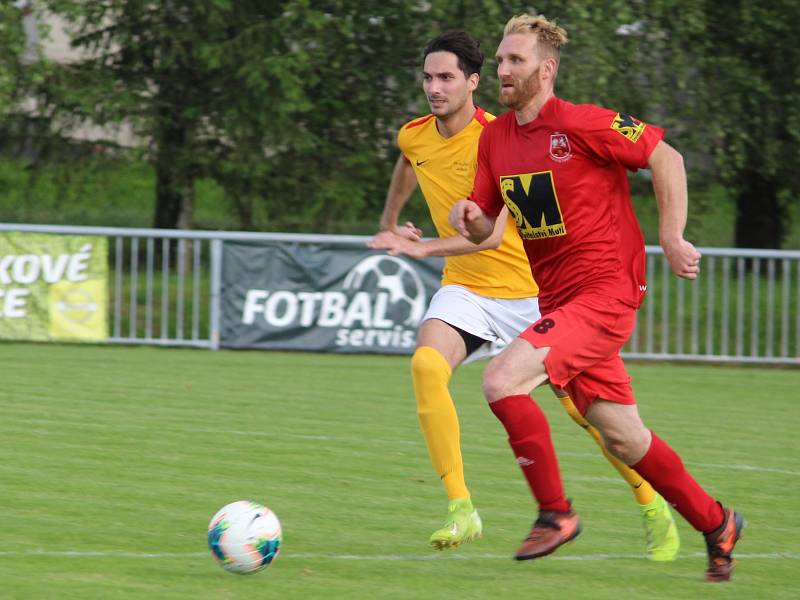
209, 238, 223, 351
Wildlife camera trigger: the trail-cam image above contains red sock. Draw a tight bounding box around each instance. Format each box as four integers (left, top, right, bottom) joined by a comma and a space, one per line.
489, 394, 569, 513
633, 432, 725, 533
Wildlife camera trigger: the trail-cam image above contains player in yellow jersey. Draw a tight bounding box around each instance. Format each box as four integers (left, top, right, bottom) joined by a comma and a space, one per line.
368, 31, 680, 560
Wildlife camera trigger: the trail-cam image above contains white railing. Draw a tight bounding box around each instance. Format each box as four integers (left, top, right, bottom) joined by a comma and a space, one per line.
627, 246, 800, 364
1, 223, 798, 365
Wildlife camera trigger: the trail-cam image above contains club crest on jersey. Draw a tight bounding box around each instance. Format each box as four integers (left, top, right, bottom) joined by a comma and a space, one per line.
610, 113, 645, 143
549, 133, 572, 162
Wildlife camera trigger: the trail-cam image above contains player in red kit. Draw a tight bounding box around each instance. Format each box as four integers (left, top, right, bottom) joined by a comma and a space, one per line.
449, 14, 744, 582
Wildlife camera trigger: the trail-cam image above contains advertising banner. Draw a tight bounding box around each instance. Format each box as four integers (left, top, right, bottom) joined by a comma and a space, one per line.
220, 241, 444, 354
0, 232, 108, 342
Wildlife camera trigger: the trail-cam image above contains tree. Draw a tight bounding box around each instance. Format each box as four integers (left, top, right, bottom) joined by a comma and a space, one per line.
595, 0, 800, 249
698, 1, 800, 248
0, 1, 50, 161
439, 1, 800, 249
0, 3, 27, 115
198, 0, 431, 232
37, 0, 261, 229
33, 0, 656, 232
14, 1, 798, 241
32, 0, 434, 231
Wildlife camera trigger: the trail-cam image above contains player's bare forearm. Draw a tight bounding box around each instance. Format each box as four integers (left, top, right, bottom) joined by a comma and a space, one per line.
422, 207, 509, 256
369, 229, 494, 259
449, 199, 495, 244
378, 155, 418, 234
649, 140, 701, 279
420, 234, 495, 257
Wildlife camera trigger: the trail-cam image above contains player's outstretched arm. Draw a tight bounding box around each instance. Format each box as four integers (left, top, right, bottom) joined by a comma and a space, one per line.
649, 140, 701, 280
370, 207, 510, 259
449, 199, 495, 244
376, 154, 422, 240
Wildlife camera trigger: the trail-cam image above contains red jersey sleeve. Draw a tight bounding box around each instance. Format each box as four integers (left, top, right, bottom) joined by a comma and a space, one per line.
571, 104, 664, 170
469, 125, 504, 218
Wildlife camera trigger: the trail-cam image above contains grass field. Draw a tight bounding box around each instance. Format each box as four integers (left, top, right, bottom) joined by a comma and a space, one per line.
0, 343, 797, 599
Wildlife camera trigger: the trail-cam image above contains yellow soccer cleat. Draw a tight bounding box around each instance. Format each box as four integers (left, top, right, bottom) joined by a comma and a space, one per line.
429, 498, 482, 550
642, 494, 680, 561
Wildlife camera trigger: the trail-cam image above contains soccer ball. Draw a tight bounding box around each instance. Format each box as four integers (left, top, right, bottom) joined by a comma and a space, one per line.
207, 501, 282, 574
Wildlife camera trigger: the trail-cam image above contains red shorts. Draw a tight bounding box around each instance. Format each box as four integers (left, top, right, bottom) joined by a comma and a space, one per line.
519, 296, 637, 416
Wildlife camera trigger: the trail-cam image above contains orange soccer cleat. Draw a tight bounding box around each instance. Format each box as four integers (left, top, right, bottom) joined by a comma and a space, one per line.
514, 504, 582, 561
704, 506, 746, 582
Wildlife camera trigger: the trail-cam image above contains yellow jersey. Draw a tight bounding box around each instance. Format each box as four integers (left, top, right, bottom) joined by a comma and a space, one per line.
398, 108, 539, 298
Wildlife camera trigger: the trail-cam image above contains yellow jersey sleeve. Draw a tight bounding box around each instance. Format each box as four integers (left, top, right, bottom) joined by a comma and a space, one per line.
397, 108, 538, 298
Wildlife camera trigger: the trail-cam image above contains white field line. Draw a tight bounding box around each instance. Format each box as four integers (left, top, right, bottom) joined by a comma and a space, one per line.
0, 550, 797, 561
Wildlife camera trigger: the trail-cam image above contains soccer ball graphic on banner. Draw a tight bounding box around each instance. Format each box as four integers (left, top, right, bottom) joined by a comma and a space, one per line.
343, 255, 427, 325
207, 501, 282, 574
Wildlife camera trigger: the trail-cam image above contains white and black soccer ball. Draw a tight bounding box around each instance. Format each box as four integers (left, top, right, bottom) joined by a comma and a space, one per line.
207, 501, 282, 574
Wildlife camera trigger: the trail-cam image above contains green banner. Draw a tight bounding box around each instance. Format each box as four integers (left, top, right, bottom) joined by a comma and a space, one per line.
0, 233, 108, 342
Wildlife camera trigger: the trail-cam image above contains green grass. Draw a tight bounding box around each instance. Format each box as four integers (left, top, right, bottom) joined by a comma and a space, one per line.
0, 158, 234, 230
0, 343, 797, 599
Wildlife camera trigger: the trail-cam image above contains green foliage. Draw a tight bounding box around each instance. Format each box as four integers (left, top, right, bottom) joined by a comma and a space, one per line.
30, 1, 436, 231
5, 155, 800, 247
698, 1, 800, 247
195, 1, 434, 231
0, 157, 234, 229
2, 1, 798, 244
0, 4, 26, 108
615, 1, 800, 247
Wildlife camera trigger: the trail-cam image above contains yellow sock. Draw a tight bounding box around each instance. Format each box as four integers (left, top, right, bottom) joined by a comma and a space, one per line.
558, 394, 656, 506
411, 346, 469, 500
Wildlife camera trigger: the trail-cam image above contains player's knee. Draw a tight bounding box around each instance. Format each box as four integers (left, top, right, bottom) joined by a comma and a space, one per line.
601, 428, 651, 465
601, 434, 630, 461
481, 359, 510, 401
411, 347, 451, 396
483, 350, 548, 402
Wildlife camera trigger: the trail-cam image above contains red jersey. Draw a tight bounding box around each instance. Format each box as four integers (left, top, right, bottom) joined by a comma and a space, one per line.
470, 96, 663, 311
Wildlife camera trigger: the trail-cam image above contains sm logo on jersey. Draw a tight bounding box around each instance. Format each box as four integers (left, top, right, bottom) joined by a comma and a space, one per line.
610, 113, 645, 143
500, 171, 566, 240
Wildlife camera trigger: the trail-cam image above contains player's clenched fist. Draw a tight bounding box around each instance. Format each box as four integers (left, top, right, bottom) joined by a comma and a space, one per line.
662, 238, 702, 280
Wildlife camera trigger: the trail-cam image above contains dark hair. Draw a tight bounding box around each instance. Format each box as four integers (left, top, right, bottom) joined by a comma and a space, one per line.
423, 31, 483, 77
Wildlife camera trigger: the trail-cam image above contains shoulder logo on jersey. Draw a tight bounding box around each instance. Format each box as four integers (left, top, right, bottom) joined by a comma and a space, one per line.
610, 113, 645, 143
549, 132, 572, 162
500, 171, 566, 240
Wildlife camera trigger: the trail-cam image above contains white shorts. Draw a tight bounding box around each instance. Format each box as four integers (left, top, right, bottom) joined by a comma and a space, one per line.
422, 285, 541, 364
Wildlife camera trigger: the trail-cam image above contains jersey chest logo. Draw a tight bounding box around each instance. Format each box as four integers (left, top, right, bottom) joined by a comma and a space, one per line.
500, 171, 566, 240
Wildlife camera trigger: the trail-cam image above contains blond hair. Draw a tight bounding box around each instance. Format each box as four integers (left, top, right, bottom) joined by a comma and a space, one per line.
503, 14, 568, 62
